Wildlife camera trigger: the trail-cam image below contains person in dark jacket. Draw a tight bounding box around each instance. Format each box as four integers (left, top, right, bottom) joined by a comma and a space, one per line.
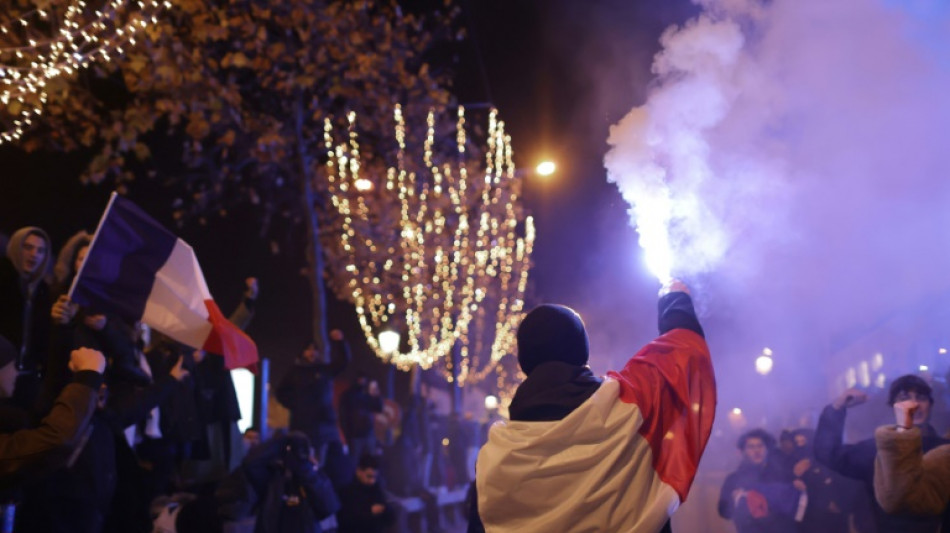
337, 453, 395, 533
789, 428, 874, 533
216, 431, 339, 533
275, 330, 350, 464
0, 347, 106, 490
338, 373, 383, 465
47, 230, 150, 388
186, 277, 260, 486
471, 279, 715, 533
814, 374, 950, 532
16, 355, 189, 533
718, 429, 802, 533
0, 227, 53, 410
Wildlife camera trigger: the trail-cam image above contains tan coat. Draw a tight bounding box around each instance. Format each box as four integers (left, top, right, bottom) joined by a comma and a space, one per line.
874, 425, 950, 516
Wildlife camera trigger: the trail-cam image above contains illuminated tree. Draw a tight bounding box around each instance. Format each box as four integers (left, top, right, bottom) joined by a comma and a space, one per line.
324, 105, 534, 389
6, 0, 460, 357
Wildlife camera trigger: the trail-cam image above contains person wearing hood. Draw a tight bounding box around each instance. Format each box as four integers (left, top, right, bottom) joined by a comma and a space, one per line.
472, 279, 715, 533
275, 329, 351, 466
0, 226, 53, 410
45, 230, 151, 394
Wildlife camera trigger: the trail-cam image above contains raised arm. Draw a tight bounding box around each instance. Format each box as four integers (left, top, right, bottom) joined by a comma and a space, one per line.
0, 348, 105, 489
814, 389, 871, 481
606, 280, 716, 502
657, 280, 704, 338
874, 426, 950, 515
228, 277, 259, 331
315, 329, 350, 377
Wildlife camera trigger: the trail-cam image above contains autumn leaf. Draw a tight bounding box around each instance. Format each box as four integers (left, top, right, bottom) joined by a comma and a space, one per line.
219, 129, 236, 146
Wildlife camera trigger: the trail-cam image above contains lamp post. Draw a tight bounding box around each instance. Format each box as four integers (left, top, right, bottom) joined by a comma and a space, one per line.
379, 330, 401, 401
378, 330, 400, 354
755, 347, 774, 376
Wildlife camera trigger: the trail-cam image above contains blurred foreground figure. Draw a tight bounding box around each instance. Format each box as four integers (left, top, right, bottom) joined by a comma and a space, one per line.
874, 397, 950, 531
0, 347, 106, 488
474, 280, 715, 532
815, 375, 950, 532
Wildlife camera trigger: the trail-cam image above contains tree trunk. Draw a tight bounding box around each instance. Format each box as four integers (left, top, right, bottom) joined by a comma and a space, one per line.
294, 91, 330, 360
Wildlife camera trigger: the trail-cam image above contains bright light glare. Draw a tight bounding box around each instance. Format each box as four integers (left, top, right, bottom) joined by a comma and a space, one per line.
354, 178, 374, 192
940, 348, 947, 354
484, 395, 499, 410
731, 407, 742, 415
379, 330, 400, 354
872, 352, 884, 371
231, 368, 255, 433
536, 161, 556, 176
755, 355, 773, 375
919, 365, 930, 372
762, 347, 773, 357
635, 189, 673, 284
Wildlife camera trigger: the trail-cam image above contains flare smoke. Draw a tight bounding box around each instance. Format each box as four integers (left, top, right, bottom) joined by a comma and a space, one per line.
606, 0, 950, 334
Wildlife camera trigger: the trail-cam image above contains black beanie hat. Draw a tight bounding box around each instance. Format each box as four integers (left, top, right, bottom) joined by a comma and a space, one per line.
517, 304, 589, 375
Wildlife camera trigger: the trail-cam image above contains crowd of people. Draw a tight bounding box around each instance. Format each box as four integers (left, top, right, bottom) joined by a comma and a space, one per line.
0, 222, 948, 533
0, 225, 482, 533
718, 374, 950, 533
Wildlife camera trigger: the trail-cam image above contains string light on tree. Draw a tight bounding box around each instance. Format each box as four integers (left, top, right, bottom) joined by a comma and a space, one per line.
324, 105, 534, 388
0, 0, 168, 144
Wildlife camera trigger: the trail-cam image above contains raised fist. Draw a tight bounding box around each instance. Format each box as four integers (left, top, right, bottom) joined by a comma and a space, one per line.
832, 388, 868, 410
893, 399, 919, 429
69, 348, 106, 374
659, 279, 690, 297
245, 277, 259, 300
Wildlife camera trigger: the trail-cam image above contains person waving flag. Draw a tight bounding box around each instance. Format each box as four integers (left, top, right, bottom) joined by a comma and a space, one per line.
69, 192, 258, 370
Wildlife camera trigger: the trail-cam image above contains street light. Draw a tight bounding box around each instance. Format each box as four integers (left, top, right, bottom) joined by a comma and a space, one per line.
484, 395, 499, 410
755, 347, 773, 376
535, 161, 556, 177
378, 330, 400, 354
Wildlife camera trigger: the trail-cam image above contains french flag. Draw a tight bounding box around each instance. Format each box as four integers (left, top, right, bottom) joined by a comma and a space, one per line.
476, 328, 715, 532
69, 193, 258, 370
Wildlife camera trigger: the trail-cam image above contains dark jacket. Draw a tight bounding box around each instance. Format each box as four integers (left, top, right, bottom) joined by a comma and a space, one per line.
718, 460, 799, 533
275, 338, 350, 446
194, 297, 256, 427
336, 479, 396, 533
339, 383, 383, 442
0, 370, 102, 491
468, 291, 705, 533
19, 371, 179, 533
0, 257, 51, 412
0, 256, 51, 375
217, 433, 340, 533
815, 404, 950, 532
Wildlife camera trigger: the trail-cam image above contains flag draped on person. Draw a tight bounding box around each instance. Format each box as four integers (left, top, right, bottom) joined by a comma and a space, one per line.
476, 328, 715, 532
69, 192, 258, 370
